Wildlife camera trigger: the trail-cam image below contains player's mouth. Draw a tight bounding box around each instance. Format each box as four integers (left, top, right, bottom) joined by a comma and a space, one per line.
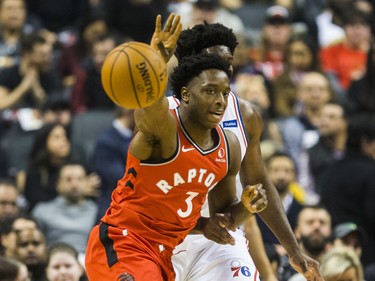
209, 111, 224, 121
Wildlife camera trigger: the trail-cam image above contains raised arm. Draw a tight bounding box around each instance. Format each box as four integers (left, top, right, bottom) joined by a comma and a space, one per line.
130, 95, 177, 161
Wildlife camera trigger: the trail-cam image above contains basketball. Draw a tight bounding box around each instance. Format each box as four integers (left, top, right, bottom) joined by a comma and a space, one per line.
101, 41, 168, 109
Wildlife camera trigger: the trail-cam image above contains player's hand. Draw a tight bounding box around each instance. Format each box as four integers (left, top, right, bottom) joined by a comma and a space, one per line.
201, 213, 236, 245
241, 184, 267, 213
289, 252, 325, 281
150, 13, 182, 63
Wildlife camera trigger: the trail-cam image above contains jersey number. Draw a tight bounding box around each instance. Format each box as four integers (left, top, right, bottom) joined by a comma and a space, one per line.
177, 192, 199, 218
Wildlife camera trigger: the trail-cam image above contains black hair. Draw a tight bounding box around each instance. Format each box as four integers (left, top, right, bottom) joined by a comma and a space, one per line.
346, 113, 375, 153
286, 36, 321, 71
20, 32, 47, 54
58, 160, 87, 179
175, 22, 238, 62
324, 100, 350, 120
0, 214, 39, 236
28, 123, 72, 168
0, 177, 17, 188
170, 53, 231, 99
47, 242, 79, 264
265, 150, 297, 171
0, 256, 24, 281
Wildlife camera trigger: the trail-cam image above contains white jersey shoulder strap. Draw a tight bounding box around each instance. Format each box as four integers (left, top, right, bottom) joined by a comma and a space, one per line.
220, 92, 248, 160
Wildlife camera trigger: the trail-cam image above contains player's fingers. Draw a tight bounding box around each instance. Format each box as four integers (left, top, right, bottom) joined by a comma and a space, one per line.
251, 198, 268, 212
163, 13, 175, 32
155, 15, 162, 33
250, 187, 266, 205
169, 14, 181, 34
165, 22, 182, 49
222, 213, 236, 231
208, 226, 235, 245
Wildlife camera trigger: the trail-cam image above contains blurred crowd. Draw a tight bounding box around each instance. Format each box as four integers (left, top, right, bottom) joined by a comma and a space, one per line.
0, 0, 374, 280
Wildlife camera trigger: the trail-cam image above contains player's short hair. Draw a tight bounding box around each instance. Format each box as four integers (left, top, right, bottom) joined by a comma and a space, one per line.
170, 53, 231, 99
175, 22, 238, 62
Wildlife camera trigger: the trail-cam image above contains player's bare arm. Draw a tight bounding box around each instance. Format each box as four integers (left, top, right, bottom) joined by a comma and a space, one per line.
238, 98, 324, 281
192, 130, 241, 243
193, 130, 266, 245
130, 96, 177, 161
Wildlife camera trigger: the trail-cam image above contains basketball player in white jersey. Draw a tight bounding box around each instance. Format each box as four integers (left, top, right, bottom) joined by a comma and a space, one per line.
151, 15, 323, 281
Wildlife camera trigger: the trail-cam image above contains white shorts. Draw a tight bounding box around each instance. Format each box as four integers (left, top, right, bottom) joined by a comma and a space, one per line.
172, 229, 259, 281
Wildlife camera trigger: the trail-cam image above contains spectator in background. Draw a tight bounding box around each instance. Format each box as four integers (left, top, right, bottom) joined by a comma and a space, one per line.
273, 37, 320, 117
333, 222, 366, 259
0, 32, 62, 111
320, 246, 364, 281
45, 243, 87, 281
251, 5, 292, 80
307, 101, 348, 192
91, 106, 134, 221
32, 161, 98, 255
0, 0, 27, 70
286, 205, 333, 281
315, 0, 346, 48
70, 32, 124, 114
13, 227, 48, 281
277, 71, 333, 202
40, 96, 72, 129
0, 256, 29, 281
57, 13, 108, 90
104, 0, 167, 43
176, 0, 246, 35
347, 26, 375, 114
0, 178, 20, 223
0, 146, 7, 176
26, 0, 90, 33
232, 73, 282, 159
23, 123, 89, 210
0, 96, 74, 192
257, 151, 304, 247
320, 9, 371, 101
233, 73, 273, 115
231, 33, 262, 79
319, 113, 375, 269
0, 214, 38, 258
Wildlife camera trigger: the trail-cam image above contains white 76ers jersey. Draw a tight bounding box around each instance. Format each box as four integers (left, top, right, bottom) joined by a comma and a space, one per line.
168, 92, 248, 216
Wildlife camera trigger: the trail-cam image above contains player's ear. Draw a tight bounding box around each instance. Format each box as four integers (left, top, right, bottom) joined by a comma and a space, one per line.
181, 87, 190, 103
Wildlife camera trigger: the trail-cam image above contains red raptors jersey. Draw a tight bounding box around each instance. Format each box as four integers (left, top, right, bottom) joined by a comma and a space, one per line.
101, 109, 229, 249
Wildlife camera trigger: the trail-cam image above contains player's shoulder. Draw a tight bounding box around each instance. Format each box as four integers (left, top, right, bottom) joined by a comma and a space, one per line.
167, 95, 180, 109
235, 95, 262, 122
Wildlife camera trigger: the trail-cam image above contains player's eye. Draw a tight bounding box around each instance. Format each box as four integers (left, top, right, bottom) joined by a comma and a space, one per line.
206, 88, 215, 95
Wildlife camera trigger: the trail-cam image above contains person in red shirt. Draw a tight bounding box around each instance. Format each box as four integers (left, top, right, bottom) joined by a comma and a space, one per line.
320, 9, 371, 99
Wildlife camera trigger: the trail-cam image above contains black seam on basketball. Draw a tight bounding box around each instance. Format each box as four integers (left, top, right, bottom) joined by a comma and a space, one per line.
108, 51, 125, 105
127, 45, 162, 103
124, 50, 142, 108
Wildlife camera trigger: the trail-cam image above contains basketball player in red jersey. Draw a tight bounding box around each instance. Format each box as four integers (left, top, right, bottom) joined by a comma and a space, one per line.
85, 51, 266, 280
152, 16, 324, 281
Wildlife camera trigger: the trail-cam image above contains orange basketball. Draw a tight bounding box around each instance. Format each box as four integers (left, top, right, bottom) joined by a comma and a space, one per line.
101, 41, 168, 109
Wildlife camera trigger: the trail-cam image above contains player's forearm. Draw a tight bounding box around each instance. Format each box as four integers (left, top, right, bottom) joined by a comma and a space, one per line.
257, 181, 300, 255
134, 96, 169, 133
245, 218, 278, 281
224, 201, 252, 227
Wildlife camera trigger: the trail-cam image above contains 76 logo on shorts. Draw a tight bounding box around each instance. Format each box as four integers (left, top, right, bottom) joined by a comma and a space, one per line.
230, 260, 251, 278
